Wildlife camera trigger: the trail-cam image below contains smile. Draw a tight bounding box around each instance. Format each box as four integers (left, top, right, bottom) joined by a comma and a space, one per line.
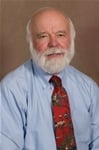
47, 53, 64, 59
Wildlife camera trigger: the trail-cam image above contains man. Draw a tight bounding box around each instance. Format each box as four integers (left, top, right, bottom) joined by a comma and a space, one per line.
0, 7, 99, 150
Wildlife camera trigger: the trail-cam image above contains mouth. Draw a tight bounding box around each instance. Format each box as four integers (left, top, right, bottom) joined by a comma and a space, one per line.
47, 52, 64, 59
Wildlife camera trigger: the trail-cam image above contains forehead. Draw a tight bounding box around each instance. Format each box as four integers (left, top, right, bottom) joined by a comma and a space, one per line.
30, 9, 70, 32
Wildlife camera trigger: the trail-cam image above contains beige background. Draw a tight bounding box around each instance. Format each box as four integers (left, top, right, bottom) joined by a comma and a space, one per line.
0, 0, 99, 85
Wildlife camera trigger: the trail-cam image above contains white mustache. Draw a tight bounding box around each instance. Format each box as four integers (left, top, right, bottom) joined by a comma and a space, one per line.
43, 48, 65, 56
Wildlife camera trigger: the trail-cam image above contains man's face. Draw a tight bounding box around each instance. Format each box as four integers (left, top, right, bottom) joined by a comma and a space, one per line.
29, 10, 75, 74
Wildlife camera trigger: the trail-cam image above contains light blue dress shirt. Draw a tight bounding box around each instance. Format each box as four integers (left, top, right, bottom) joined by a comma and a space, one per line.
0, 59, 99, 150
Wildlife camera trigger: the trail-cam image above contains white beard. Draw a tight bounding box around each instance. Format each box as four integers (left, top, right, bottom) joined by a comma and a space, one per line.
29, 40, 75, 74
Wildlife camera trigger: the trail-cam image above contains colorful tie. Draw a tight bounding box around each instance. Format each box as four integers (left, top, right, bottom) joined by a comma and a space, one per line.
49, 75, 77, 150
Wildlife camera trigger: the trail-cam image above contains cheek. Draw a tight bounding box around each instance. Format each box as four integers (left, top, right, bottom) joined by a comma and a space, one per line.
60, 38, 71, 49
33, 39, 48, 52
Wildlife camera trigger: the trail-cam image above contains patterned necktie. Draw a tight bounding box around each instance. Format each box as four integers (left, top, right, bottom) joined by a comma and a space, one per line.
49, 75, 77, 150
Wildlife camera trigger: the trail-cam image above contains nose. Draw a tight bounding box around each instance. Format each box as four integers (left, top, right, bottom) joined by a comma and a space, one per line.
48, 35, 58, 48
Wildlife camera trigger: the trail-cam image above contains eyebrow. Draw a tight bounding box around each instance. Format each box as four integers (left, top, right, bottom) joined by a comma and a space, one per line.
56, 30, 67, 34
36, 32, 48, 37
35, 30, 67, 38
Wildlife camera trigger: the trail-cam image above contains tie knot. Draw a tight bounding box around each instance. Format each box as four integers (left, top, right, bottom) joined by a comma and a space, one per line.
49, 75, 62, 87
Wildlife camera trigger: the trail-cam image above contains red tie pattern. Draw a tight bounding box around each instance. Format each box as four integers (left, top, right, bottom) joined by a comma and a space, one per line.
49, 75, 77, 150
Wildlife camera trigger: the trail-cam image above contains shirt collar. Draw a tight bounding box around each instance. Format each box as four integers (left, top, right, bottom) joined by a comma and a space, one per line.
31, 60, 66, 89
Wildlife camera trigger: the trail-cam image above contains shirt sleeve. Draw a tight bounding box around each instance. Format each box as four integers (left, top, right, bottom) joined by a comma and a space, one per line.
0, 79, 26, 150
89, 82, 99, 149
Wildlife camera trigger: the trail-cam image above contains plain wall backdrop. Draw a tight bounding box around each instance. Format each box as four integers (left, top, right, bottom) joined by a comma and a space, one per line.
0, 0, 99, 85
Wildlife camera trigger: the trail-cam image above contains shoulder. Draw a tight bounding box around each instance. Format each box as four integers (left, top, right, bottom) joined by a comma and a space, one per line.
66, 65, 98, 94
67, 65, 96, 84
1, 59, 33, 92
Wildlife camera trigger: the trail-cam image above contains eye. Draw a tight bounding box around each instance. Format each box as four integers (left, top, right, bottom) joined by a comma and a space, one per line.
37, 33, 48, 39
58, 33, 65, 37
56, 31, 66, 37
39, 35, 47, 38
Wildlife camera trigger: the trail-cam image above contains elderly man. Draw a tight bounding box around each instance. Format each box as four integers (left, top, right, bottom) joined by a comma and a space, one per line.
0, 7, 99, 150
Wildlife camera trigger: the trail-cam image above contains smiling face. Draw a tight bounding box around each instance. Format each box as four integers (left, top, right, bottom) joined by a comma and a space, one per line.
27, 8, 75, 74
